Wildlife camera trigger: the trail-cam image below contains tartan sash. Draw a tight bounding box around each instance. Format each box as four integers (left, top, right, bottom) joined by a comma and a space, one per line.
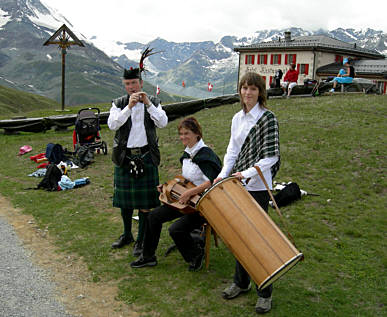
232, 110, 280, 178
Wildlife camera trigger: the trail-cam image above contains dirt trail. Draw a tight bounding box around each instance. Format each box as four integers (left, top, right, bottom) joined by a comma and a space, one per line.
0, 194, 139, 317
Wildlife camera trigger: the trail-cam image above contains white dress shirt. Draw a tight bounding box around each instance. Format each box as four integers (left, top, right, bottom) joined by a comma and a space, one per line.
218, 103, 279, 191
181, 139, 210, 186
107, 100, 168, 148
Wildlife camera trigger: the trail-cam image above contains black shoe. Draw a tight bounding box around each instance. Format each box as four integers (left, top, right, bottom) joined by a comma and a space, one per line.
188, 250, 204, 272
130, 255, 157, 268
132, 241, 143, 257
111, 234, 134, 249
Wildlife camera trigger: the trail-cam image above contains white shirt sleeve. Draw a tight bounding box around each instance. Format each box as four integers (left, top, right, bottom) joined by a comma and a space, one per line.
146, 102, 168, 128
107, 102, 132, 131
218, 118, 239, 178
241, 156, 279, 179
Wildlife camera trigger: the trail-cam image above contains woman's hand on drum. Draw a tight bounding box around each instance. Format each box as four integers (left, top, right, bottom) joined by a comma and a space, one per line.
213, 177, 223, 184
232, 172, 244, 181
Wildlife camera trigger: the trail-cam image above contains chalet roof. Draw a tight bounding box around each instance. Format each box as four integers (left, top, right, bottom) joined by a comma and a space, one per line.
234, 35, 384, 59
316, 59, 387, 79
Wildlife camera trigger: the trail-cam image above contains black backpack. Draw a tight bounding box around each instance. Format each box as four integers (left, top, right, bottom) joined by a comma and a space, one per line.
46, 143, 66, 164
37, 164, 62, 191
273, 182, 301, 207
73, 145, 94, 168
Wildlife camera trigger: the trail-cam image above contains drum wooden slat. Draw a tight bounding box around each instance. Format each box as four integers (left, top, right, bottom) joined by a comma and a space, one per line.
221, 179, 298, 260
197, 177, 303, 290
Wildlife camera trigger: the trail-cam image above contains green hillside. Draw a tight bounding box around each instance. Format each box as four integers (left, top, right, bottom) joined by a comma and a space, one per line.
0, 84, 60, 117
0, 94, 385, 316
0, 83, 192, 119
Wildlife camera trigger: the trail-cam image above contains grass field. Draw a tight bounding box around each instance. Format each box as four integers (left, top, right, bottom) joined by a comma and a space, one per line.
0, 94, 386, 316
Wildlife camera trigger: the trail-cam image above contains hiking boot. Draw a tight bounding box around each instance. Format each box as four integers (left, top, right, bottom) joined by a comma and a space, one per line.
222, 282, 251, 299
188, 250, 204, 272
132, 241, 143, 257
255, 296, 272, 314
130, 255, 157, 268
111, 234, 134, 249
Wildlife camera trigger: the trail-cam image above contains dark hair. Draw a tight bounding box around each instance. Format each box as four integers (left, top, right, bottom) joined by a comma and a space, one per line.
178, 117, 202, 141
238, 72, 267, 109
290, 63, 296, 70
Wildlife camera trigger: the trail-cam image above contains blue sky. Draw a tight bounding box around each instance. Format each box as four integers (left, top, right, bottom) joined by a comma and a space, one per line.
45, 0, 387, 43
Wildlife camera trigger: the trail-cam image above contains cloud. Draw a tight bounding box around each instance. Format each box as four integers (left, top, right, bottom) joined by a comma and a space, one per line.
47, 0, 387, 43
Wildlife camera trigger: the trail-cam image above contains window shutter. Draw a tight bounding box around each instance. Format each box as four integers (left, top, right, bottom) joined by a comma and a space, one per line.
257, 55, 260, 65
262, 76, 266, 83
264, 55, 268, 64
297, 64, 300, 72
245, 55, 248, 64
269, 76, 273, 84
293, 54, 297, 64
278, 55, 281, 64
270, 55, 273, 64
285, 54, 288, 65
251, 55, 255, 64
304, 64, 309, 75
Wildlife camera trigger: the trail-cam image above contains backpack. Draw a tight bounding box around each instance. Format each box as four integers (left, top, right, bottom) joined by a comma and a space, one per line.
273, 182, 301, 207
45, 143, 65, 164
37, 164, 62, 191
73, 145, 94, 168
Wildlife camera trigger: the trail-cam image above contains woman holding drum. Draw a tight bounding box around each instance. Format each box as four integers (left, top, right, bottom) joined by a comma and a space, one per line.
214, 72, 280, 314
130, 117, 222, 271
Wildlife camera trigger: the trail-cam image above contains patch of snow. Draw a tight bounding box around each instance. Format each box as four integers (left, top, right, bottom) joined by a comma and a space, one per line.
0, 8, 11, 29
9, 48, 18, 51
46, 54, 52, 60
91, 37, 142, 61
28, 84, 34, 88
29, 0, 86, 41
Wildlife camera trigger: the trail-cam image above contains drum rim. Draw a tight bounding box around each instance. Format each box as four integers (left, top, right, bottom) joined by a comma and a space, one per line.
196, 176, 238, 208
258, 252, 304, 290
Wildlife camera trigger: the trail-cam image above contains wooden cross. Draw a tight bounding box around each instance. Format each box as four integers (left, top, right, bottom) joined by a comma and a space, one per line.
43, 24, 84, 111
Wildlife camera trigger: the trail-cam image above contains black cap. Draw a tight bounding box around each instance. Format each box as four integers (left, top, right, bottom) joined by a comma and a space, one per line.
123, 67, 141, 80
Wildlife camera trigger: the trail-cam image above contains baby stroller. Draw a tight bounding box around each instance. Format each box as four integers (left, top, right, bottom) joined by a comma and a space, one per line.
73, 107, 107, 155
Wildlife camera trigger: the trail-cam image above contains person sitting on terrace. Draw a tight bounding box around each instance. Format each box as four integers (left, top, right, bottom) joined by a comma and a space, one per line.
330, 58, 355, 92
281, 64, 299, 98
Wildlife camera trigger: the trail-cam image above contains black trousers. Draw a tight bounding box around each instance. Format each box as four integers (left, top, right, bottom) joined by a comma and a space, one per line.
233, 190, 273, 298
142, 204, 205, 263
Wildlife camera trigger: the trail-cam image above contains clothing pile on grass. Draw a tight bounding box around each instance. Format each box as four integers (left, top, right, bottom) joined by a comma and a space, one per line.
25, 143, 90, 191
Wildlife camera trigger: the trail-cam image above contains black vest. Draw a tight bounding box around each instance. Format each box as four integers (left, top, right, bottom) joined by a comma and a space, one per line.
111, 95, 161, 167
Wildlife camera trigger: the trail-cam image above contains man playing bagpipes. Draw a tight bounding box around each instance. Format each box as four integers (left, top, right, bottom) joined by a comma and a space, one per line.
130, 117, 221, 271
108, 47, 168, 256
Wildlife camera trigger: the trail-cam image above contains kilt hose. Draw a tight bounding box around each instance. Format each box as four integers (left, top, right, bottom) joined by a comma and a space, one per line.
113, 152, 160, 210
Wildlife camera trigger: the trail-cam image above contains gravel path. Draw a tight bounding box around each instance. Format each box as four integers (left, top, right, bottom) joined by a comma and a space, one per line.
0, 215, 74, 317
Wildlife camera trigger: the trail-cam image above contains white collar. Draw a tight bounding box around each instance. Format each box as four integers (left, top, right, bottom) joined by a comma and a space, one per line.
243, 103, 265, 120
185, 139, 206, 157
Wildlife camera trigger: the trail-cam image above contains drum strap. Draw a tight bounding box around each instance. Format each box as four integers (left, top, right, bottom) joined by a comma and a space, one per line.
254, 166, 297, 247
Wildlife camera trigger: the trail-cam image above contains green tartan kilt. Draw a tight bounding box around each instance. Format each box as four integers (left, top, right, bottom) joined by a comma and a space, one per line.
113, 152, 160, 210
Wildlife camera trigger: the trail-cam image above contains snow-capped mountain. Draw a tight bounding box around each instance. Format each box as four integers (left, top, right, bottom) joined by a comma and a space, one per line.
89, 27, 387, 98
1, 0, 386, 102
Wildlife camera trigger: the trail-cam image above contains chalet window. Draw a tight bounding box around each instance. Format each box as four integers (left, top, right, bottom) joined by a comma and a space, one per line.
299, 64, 309, 75
285, 54, 297, 65
335, 55, 343, 63
257, 54, 268, 65
270, 54, 281, 65
245, 54, 255, 64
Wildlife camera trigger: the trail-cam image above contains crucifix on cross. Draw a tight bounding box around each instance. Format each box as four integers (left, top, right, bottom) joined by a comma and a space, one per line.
43, 24, 84, 111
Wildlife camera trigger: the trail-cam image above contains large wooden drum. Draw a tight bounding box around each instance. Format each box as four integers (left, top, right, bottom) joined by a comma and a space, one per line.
196, 177, 303, 290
